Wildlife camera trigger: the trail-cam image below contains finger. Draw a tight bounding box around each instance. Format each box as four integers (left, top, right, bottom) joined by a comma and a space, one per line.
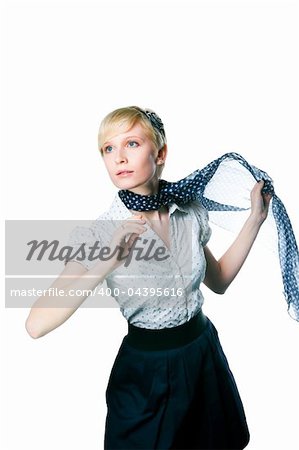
126, 233, 137, 249
264, 193, 272, 207
256, 180, 264, 192
128, 214, 143, 220
126, 217, 146, 224
251, 181, 262, 196
121, 223, 147, 235
128, 233, 139, 245
119, 220, 146, 234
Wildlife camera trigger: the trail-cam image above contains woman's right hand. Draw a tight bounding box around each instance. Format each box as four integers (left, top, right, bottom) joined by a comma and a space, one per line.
108, 214, 147, 270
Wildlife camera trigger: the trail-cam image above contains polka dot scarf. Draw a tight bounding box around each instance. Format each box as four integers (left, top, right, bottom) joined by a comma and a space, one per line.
118, 152, 299, 322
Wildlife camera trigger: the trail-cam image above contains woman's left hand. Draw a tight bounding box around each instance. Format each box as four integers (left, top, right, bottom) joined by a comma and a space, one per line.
250, 180, 272, 224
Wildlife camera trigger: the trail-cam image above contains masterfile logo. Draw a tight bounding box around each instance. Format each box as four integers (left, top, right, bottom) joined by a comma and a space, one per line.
5, 219, 193, 308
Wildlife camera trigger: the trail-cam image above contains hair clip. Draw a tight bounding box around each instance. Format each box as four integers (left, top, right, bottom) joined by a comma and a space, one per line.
141, 109, 166, 138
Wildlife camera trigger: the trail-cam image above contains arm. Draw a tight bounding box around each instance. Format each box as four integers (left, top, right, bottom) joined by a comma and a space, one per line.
203, 180, 272, 294
25, 215, 147, 339
25, 258, 115, 339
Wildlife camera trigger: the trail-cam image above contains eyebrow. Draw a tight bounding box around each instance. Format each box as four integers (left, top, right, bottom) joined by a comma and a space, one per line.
103, 135, 145, 146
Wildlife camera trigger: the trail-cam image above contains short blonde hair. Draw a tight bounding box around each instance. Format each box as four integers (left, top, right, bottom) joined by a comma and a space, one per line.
98, 106, 167, 177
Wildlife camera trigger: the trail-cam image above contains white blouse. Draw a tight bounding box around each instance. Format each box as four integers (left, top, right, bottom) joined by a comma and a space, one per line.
65, 193, 212, 329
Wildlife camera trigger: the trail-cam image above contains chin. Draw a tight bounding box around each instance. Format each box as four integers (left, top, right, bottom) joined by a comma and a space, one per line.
113, 178, 141, 191
112, 172, 156, 192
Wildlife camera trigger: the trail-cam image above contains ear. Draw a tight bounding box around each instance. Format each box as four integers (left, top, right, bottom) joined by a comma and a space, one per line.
156, 144, 167, 165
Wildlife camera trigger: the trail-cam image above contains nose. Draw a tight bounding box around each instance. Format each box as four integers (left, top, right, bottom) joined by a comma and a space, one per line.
114, 146, 128, 163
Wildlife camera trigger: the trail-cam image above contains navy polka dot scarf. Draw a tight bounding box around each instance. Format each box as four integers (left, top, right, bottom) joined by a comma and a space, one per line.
118, 152, 299, 322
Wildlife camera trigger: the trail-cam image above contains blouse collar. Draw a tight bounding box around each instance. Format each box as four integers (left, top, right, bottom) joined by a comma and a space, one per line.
108, 192, 189, 220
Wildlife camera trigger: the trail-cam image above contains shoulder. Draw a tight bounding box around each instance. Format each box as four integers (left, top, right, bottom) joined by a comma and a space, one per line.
94, 196, 117, 221
183, 199, 210, 221
91, 192, 133, 240
95, 193, 130, 221
185, 199, 212, 246
67, 194, 119, 244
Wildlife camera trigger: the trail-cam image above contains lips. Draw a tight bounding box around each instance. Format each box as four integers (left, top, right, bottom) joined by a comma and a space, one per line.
116, 170, 134, 175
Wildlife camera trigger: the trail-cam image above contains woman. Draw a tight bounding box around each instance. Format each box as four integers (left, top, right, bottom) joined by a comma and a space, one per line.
26, 106, 272, 449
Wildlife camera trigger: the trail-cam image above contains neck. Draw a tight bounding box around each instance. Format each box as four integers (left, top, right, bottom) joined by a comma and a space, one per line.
130, 205, 168, 221
125, 177, 160, 196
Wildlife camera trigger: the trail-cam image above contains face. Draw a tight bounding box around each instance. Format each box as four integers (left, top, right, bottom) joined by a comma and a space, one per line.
101, 122, 166, 195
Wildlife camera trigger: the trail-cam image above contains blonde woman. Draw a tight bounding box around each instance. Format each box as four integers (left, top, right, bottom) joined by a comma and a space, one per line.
26, 106, 273, 449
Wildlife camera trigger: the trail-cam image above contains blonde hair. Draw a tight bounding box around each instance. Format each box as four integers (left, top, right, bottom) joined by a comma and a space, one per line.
98, 106, 167, 178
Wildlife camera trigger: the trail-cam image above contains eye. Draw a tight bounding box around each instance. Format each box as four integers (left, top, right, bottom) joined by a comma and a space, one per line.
104, 145, 113, 153
127, 140, 139, 148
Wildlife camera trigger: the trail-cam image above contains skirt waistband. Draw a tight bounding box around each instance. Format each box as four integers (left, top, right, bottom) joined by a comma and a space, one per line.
125, 310, 208, 351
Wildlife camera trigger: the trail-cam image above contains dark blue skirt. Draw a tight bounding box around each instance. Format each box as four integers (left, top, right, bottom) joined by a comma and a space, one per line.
104, 312, 250, 449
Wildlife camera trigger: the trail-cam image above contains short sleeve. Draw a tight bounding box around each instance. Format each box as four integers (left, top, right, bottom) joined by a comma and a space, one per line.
192, 200, 212, 247
64, 224, 101, 271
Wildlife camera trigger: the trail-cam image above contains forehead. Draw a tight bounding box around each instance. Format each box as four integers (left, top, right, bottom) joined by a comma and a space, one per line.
103, 122, 149, 145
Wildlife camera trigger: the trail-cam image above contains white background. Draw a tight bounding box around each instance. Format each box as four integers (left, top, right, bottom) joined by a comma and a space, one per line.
1, 0, 299, 449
